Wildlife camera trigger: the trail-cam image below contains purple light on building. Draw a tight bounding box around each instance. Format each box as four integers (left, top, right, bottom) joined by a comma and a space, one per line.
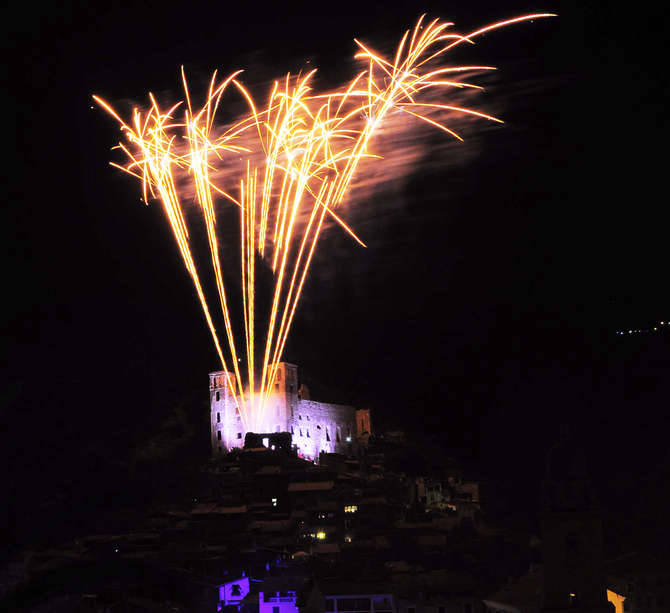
258, 589, 299, 613
217, 576, 250, 611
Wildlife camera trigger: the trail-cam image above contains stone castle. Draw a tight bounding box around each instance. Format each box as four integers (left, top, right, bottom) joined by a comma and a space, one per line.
210, 362, 371, 460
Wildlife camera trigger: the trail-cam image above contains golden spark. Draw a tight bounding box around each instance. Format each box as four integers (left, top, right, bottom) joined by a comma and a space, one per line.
94, 13, 555, 431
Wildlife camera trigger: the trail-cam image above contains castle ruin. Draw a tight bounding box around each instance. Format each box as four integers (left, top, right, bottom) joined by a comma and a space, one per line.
210, 363, 371, 460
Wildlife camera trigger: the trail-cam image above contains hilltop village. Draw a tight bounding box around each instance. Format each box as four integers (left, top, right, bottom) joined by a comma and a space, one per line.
2, 366, 652, 612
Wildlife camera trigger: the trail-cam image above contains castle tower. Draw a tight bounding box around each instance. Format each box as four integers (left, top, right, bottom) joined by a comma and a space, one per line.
247, 363, 299, 435
273, 362, 299, 429
209, 364, 298, 455
209, 370, 241, 454
356, 408, 372, 439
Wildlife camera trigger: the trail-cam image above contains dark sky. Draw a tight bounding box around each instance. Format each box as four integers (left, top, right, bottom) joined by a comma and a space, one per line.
6, 1, 670, 541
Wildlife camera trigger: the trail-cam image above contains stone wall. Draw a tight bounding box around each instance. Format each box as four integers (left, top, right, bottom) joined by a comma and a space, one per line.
288, 400, 357, 460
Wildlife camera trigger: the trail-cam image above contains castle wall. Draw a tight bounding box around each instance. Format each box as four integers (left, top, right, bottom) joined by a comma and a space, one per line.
288, 400, 357, 460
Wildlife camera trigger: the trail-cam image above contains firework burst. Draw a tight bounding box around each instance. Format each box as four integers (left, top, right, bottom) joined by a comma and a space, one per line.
94, 13, 555, 431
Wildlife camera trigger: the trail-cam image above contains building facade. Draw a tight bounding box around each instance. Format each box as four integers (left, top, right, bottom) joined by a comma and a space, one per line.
210, 363, 371, 460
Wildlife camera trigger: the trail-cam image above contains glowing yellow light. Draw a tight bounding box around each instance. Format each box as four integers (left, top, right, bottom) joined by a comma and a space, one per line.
316, 531, 326, 540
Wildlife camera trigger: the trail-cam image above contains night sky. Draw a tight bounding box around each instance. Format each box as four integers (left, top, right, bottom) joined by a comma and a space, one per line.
6, 1, 670, 545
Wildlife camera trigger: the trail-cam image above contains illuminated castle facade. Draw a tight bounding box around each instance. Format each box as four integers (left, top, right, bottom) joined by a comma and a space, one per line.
209, 363, 371, 460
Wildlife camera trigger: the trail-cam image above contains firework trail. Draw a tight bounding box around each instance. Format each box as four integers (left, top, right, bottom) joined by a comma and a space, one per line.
94, 13, 555, 431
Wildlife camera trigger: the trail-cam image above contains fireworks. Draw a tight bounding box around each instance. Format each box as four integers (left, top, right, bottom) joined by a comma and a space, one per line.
94, 13, 554, 431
